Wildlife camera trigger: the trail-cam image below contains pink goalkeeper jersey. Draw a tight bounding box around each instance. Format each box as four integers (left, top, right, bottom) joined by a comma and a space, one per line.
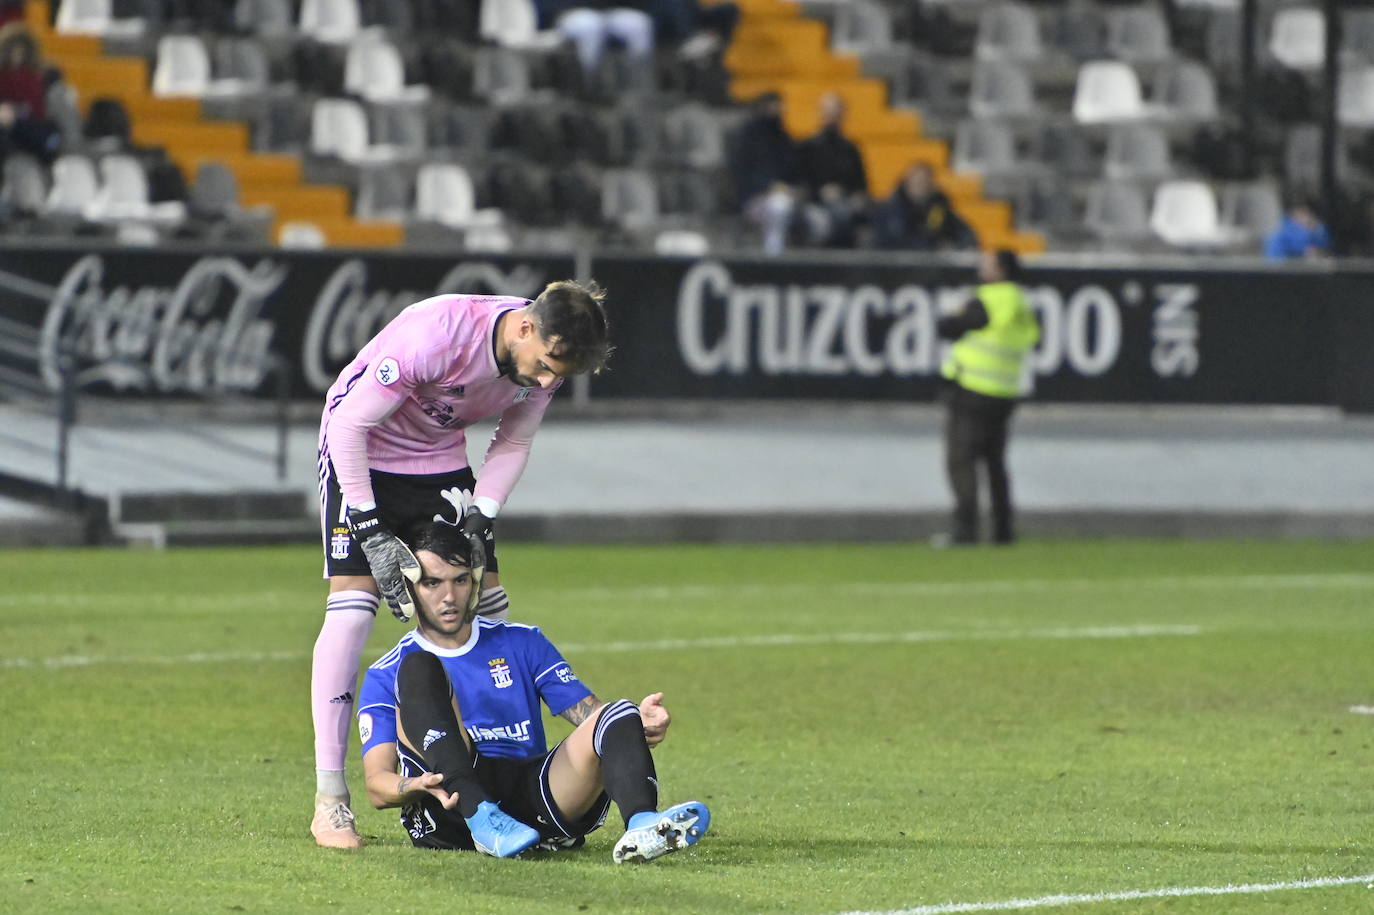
318, 294, 562, 512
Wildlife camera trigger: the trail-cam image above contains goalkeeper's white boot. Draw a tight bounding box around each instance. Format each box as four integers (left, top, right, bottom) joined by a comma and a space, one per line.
312, 794, 363, 849
612, 800, 710, 863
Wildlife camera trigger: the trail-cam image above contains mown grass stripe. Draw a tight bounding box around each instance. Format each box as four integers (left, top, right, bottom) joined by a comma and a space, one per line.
834, 872, 1374, 915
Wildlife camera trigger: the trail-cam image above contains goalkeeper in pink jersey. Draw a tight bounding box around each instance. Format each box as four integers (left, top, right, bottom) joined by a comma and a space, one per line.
309, 280, 611, 848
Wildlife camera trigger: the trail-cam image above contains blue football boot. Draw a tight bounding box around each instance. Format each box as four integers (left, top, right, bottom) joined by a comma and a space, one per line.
465, 801, 541, 858
612, 800, 711, 863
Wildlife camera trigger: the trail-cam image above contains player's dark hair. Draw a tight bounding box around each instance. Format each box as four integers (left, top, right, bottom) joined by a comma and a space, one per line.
529, 280, 613, 375
402, 521, 471, 568
995, 249, 1021, 281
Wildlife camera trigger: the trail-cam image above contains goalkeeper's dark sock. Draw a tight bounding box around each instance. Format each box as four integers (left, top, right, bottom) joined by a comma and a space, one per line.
593, 699, 659, 827
395, 651, 489, 819
475, 586, 509, 620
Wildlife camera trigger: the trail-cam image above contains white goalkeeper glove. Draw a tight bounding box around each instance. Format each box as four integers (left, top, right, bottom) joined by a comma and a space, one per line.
346, 506, 421, 622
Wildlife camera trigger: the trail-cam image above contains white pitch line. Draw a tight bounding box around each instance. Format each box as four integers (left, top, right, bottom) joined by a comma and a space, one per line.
0, 572, 1371, 610
833, 872, 1374, 915
557, 624, 1200, 656
1349, 705, 1374, 715
0, 623, 1198, 670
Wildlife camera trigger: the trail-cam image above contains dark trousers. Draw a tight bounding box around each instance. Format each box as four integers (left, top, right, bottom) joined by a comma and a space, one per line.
942, 384, 1019, 544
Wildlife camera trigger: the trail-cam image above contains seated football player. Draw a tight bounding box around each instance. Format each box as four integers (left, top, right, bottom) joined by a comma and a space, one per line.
356, 521, 710, 861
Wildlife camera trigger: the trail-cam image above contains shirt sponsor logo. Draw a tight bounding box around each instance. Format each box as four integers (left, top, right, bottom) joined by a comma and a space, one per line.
376, 357, 400, 385
330, 529, 351, 560
419, 397, 458, 427
514, 387, 531, 401
466, 719, 532, 743
489, 658, 513, 689
358, 712, 372, 744
555, 665, 577, 684
444, 385, 465, 397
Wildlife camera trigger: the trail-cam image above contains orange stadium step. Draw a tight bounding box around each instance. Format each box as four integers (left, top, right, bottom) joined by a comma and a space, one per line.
50, 56, 149, 98
121, 96, 202, 122
31, 32, 100, 56
731, 18, 826, 54
726, 49, 859, 81
842, 108, 921, 144
132, 120, 249, 154
937, 171, 984, 203
177, 153, 302, 187
956, 201, 1013, 238
280, 218, 404, 249
727, 0, 801, 21
242, 186, 351, 222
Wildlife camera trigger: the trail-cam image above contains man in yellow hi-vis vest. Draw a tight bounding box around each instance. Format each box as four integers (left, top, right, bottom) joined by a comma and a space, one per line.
936, 250, 1040, 545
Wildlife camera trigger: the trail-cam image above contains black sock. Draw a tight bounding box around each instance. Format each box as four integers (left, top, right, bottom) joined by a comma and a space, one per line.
593, 699, 658, 827
396, 651, 489, 819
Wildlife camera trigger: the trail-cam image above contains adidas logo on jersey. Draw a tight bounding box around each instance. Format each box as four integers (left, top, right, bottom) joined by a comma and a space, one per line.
330, 691, 353, 704
423, 728, 446, 751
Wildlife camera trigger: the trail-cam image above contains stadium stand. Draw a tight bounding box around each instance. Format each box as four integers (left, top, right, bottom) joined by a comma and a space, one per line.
0, 0, 1365, 254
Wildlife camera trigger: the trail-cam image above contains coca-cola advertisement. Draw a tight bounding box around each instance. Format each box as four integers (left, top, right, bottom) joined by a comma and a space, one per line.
0, 247, 574, 397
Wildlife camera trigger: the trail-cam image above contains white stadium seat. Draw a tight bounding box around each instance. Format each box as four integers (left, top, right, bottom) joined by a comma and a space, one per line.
152, 35, 212, 99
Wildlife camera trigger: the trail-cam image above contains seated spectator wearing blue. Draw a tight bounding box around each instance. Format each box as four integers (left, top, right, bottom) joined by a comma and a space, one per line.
872, 163, 977, 251
727, 90, 803, 255
638, 0, 740, 59
797, 92, 869, 248
535, 1, 655, 77
0, 24, 59, 162
1264, 199, 1332, 260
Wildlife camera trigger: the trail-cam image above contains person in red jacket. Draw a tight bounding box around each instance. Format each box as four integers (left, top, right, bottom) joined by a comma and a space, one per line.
0, 24, 59, 161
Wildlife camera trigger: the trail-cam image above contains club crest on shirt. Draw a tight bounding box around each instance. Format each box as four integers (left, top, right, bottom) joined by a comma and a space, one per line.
488, 658, 513, 689
330, 527, 351, 560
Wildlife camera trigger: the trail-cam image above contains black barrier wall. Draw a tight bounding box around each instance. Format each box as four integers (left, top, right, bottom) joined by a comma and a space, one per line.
2, 245, 1370, 409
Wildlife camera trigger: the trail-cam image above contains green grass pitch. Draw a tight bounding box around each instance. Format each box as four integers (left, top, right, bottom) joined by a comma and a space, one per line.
1, 539, 1371, 914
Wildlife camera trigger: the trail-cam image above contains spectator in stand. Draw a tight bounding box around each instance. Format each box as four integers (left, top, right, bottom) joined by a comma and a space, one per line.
872, 162, 976, 252
637, 0, 740, 59
728, 90, 803, 255
1264, 198, 1332, 260
533, 1, 655, 78
797, 92, 869, 248
0, 1, 22, 30
0, 24, 59, 162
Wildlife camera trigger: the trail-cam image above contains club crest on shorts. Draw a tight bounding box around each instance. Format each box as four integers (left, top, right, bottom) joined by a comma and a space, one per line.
376, 357, 400, 386
488, 657, 513, 689
330, 527, 351, 560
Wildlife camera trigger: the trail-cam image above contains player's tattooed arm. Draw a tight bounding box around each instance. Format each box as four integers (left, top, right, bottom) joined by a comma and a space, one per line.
560, 695, 602, 727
